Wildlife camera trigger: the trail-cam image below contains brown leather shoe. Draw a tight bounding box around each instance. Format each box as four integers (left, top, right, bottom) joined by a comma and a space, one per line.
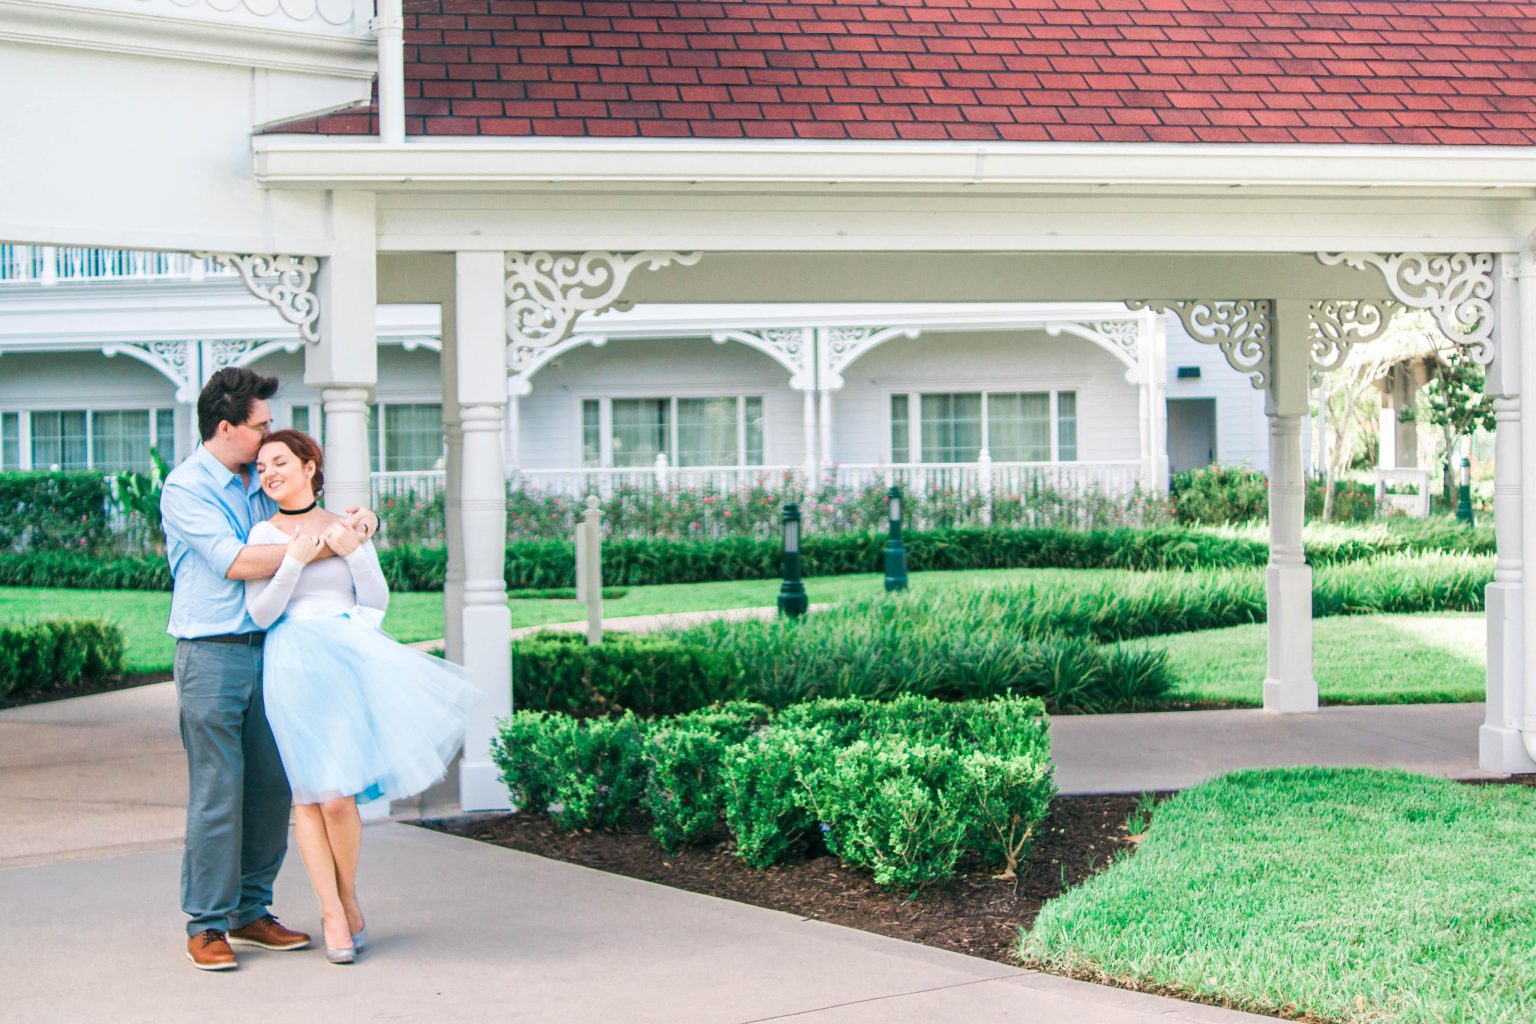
186, 929, 237, 971
228, 914, 311, 951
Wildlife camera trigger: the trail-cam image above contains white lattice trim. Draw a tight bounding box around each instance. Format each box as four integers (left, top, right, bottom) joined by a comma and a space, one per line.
1317, 252, 1494, 363
1127, 299, 1272, 390
1308, 299, 1402, 372
195, 253, 322, 344
505, 250, 701, 350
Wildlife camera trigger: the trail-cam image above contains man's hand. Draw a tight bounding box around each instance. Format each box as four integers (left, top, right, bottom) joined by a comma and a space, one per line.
342, 505, 380, 542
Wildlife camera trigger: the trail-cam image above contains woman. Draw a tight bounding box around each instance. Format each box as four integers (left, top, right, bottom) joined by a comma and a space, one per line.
245, 430, 475, 964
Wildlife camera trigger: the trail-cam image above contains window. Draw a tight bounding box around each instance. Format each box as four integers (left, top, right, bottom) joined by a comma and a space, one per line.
919, 393, 982, 463
890, 395, 910, 464
289, 405, 310, 435
378, 403, 444, 472
1057, 392, 1078, 461
610, 398, 669, 468
1, 412, 18, 470
30, 411, 88, 470
24, 409, 175, 472
987, 393, 1051, 462
91, 410, 152, 472
583, 396, 765, 468
891, 390, 1079, 463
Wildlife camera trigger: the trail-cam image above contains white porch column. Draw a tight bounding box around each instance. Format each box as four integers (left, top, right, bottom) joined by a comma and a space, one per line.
819, 387, 833, 482
305, 192, 378, 514
1147, 313, 1170, 490
801, 388, 817, 483
504, 389, 521, 476
1377, 377, 1399, 469
454, 251, 512, 811
1264, 299, 1317, 713
1480, 250, 1532, 772
438, 291, 465, 665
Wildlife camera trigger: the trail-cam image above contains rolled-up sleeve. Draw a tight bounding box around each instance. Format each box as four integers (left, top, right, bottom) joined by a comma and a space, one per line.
162, 480, 246, 579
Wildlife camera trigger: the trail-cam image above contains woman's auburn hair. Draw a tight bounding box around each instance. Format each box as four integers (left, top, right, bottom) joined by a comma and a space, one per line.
260, 429, 325, 495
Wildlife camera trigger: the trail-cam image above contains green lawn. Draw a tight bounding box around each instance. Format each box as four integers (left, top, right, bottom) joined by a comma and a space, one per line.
1022, 768, 1536, 1024
1126, 612, 1485, 707
0, 566, 1136, 675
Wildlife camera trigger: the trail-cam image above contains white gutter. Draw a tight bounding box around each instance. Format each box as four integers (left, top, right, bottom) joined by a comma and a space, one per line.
1518, 229, 1536, 763
372, 0, 405, 145
251, 137, 1536, 195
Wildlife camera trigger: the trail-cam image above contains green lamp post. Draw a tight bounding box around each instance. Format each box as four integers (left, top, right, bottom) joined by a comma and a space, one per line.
884, 485, 908, 592
1456, 456, 1475, 527
777, 502, 808, 618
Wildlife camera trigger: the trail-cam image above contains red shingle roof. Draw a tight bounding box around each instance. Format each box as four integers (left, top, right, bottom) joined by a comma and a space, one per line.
271, 0, 1536, 145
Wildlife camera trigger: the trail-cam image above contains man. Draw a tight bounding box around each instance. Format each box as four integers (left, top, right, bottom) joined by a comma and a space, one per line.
161, 367, 380, 971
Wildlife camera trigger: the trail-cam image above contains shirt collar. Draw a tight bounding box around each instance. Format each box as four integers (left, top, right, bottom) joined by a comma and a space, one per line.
192, 443, 258, 493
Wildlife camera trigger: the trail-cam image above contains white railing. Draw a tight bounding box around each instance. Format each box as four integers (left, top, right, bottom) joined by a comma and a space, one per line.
1376, 467, 1432, 518
518, 460, 799, 498
0, 245, 234, 285
832, 460, 1144, 498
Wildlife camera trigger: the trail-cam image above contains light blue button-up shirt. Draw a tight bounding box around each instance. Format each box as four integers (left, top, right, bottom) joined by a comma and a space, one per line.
162, 444, 278, 639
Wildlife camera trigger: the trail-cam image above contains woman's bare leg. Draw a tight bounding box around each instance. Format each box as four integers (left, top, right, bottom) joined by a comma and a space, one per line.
320, 798, 364, 937
294, 802, 351, 951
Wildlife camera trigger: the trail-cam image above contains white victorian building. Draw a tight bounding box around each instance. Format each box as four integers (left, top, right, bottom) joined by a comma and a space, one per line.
4, 0, 1535, 808
0, 250, 1269, 500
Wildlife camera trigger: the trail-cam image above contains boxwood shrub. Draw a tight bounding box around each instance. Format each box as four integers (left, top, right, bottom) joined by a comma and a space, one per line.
491, 693, 1057, 891
0, 619, 126, 698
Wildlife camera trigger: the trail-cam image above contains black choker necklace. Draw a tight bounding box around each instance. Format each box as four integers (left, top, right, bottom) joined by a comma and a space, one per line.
278, 501, 318, 516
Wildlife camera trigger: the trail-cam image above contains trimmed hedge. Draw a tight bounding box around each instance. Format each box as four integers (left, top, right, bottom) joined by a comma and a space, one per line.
0, 520, 1495, 593
511, 631, 743, 718
0, 619, 126, 698
491, 694, 1057, 890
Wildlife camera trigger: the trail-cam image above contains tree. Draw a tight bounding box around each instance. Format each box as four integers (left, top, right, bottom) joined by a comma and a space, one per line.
1399, 348, 1496, 501
1316, 314, 1443, 522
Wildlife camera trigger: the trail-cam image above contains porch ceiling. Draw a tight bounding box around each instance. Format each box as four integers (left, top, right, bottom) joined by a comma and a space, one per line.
378, 250, 1398, 305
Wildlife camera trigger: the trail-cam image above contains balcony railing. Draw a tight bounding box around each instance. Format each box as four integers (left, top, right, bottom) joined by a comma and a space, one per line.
0, 245, 234, 286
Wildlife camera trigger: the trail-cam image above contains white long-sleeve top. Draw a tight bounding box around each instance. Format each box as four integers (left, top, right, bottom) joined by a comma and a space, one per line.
243, 519, 390, 630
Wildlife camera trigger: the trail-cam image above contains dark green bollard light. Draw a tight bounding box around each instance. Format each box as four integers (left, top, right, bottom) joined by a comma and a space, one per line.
777, 501, 809, 618
1456, 456, 1475, 527
884, 485, 908, 592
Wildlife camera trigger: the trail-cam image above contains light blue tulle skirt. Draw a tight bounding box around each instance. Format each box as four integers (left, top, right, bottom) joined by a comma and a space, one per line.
263, 610, 477, 805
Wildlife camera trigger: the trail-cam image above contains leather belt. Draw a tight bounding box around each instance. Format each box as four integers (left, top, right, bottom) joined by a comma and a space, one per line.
195, 633, 266, 646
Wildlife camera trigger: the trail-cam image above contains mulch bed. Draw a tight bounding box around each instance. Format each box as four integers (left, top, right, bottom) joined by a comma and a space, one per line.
0, 673, 169, 712
423, 793, 1147, 964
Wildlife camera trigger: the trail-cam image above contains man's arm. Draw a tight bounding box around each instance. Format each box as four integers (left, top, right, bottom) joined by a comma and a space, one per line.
224, 544, 290, 581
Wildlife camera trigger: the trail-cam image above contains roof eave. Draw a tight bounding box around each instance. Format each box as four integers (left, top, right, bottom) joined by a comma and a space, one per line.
252, 137, 1536, 195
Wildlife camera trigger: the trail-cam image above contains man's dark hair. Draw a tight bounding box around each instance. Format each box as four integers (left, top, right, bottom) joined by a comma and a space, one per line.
197, 367, 279, 441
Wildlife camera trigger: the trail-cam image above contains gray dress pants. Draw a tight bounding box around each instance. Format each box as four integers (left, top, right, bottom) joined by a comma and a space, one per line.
174, 638, 291, 937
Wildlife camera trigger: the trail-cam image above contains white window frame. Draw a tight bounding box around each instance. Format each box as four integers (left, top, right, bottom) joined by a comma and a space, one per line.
887, 388, 1081, 464
576, 391, 768, 469
4, 406, 173, 472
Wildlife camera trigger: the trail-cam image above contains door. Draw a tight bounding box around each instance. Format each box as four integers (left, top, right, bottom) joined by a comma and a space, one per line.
1167, 398, 1217, 476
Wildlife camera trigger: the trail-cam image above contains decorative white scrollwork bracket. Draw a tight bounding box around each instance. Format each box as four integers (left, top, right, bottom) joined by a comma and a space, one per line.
101, 340, 200, 403
1127, 299, 1273, 390
711, 327, 815, 391
504, 250, 702, 351
817, 325, 922, 391
195, 253, 322, 344
1317, 252, 1495, 363
1043, 316, 1146, 381
1308, 299, 1401, 372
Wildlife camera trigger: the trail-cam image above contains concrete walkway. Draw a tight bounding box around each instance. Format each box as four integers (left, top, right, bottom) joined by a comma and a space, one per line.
0, 680, 1505, 1022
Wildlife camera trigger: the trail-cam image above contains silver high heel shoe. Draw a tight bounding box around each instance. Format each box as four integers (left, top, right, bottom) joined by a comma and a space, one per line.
350, 927, 369, 953
325, 944, 356, 965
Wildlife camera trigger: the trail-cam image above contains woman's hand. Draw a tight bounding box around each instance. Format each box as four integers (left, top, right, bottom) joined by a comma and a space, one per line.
286, 533, 326, 565
323, 521, 362, 558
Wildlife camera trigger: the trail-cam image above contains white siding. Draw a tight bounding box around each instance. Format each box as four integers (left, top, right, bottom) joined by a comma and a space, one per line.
518, 337, 801, 469
1163, 316, 1270, 472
